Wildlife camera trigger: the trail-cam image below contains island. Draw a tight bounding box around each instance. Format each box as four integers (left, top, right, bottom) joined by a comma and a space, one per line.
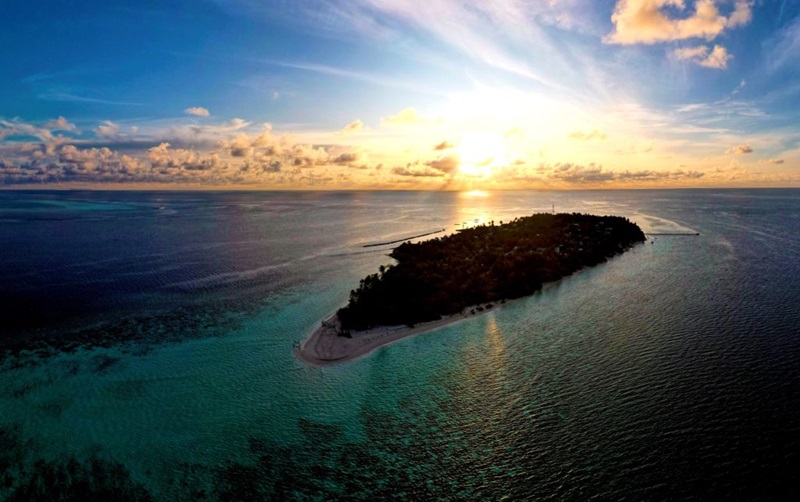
297, 213, 646, 366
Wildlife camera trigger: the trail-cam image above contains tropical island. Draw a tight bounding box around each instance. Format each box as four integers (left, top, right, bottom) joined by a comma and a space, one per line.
297, 213, 646, 365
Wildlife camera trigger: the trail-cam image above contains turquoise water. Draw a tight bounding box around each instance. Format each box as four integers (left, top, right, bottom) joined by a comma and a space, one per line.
1, 190, 798, 500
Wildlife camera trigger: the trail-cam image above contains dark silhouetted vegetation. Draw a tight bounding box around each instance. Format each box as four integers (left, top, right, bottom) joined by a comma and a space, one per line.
337, 213, 645, 331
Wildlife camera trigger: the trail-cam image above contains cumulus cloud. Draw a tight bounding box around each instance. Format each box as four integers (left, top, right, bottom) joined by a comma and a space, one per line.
673, 44, 732, 68
332, 152, 361, 165
390, 153, 462, 178
768, 158, 785, 164
43, 116, 79, 132
216, 125, 352, 168
424, 154, 461, 174
382, 108, 442, 126
94, 121, 121, 139
1, 119, 58, 144
184, 107, 210, 117
0, 116, 388, 186
727, 144, 753, 154
341, 119, 364, 134
434, 140, 456, 151
167, 118, 251, 147
568, 129, 607, 141
539, 162, 704, 184
605, 0, 753, 45
391, 165, 446, 177
0, 126, 351, 186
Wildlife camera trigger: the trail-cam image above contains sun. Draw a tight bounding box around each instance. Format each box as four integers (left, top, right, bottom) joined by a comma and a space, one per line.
457, 133, 509, 177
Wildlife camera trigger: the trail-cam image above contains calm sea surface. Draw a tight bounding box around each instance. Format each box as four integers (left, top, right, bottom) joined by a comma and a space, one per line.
0, 189, 798, 500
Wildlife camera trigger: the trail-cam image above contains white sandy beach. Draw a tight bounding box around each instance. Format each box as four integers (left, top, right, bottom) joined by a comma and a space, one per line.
295, 302, 508, 366
294, 243, 651, 367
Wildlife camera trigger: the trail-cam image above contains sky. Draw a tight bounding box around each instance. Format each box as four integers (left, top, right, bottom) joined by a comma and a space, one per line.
1, 0, 799, 190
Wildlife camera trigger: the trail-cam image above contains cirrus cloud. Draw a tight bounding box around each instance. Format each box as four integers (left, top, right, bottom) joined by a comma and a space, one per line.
568, 129, 607, 141
382, 108, 442, 126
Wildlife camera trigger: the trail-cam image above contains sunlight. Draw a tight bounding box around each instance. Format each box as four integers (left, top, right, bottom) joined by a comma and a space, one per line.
457, 133, 509, 177
464, 189, 489, 197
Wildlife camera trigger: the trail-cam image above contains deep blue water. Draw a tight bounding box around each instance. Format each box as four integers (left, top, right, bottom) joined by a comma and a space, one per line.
0, 189, 798, 500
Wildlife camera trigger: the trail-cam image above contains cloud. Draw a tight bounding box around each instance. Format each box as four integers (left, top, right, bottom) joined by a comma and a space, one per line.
37, 92, 142, 106
433, 140, 455, 151
43, 116, 79, 133
605, 0, 753, 45
424, 154, 461, 174
222, 134, 254, 158
0, 120, 363, 186
167, 118, 251, 147
768, 158, 785, 164
673, 44, 732, 69
391, 165, 445, 177
382, 108, 441, 126
184, 107, 211, 117
262, 1, 570, 90
568, 129, 607, 141
0, 144, 150, 185
341, 119, 364, 134
217, 125, 355, 169
539, 162, 704, 184
242, 159, 282, 173
332, 152, 360, 165
0, 118, 82, 157
765, 13, 800, 72
547, 163, 617, 183
0, 119, 56, 143
94, 121, 121, 139
727, 144, 753, 154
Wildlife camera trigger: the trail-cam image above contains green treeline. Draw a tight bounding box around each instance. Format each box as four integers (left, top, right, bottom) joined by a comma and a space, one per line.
337, 213, 646, 332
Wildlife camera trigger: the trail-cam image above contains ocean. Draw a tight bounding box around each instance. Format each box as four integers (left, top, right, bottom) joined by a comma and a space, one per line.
0, 189, 798, 500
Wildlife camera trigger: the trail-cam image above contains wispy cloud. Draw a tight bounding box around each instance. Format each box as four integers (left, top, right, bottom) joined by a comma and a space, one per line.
382, 108, 442, 126
38, 92, 143, 106
248, 1, 576, 92
568, 129, 607, 141
765, 13, 800, 72
270, 60, 442, 95
184, 107, 210, 117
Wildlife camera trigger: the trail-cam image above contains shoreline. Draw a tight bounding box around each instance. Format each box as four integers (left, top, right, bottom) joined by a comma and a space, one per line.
294, 269, 592, 367
294, 243, 647, 367
294, 300, 513, 367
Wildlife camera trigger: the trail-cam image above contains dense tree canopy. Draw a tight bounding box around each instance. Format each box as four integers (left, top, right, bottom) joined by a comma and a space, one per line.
337, 213, 645, 332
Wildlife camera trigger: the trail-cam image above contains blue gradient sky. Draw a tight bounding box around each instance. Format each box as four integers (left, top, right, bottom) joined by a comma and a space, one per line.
1, 0, 799, 189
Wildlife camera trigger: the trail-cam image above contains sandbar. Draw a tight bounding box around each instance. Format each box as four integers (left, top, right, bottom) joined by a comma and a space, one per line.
295, 300, 514, 367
